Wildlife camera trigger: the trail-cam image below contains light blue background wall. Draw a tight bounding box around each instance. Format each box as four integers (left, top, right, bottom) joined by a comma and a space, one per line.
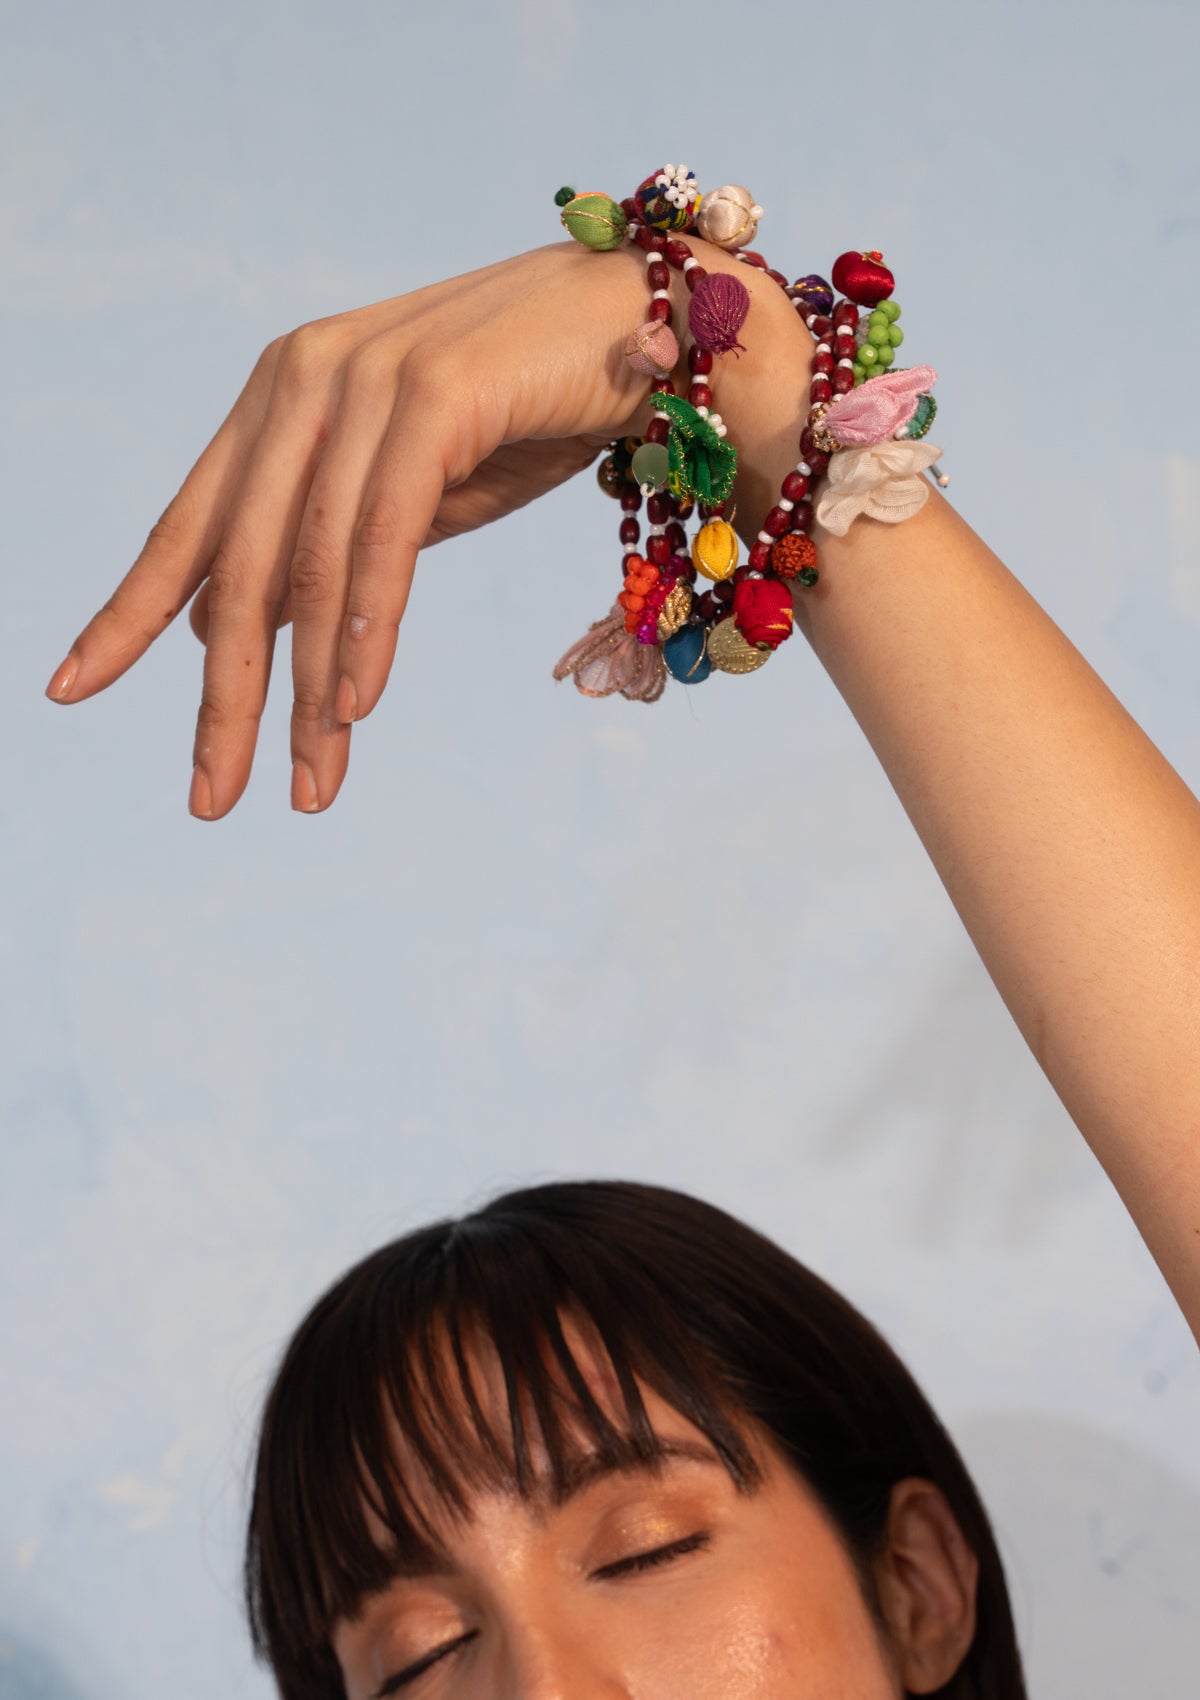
3, 1, 1200, 1695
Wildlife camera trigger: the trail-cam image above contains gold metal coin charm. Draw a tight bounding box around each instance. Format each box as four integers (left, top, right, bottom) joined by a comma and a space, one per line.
706, 617, 771, 675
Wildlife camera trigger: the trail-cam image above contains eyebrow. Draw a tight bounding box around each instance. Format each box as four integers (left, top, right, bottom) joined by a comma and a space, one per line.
370, 1439, 724, 1585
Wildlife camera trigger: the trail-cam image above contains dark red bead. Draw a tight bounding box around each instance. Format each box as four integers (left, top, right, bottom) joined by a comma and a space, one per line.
649, 297, 672, 323
684, 265, 708, 292
782, 472, 810, 502
766, 267, 788, 288
749, 540, 772, 572
694, 590, 718, 620
689, 383, 713, 410
646, 418, 669, 445
833, 366, 855, 395
764, 506, 791, 538
680, 563, 698, 584
812, 350, 834, 377
807, 314, 833, 342
648, 261, 670, 291
619, 517, 640, 544
666, 521, 687, 551
688, 345, 714, 374
619, 485, 642, 512
647, 493, 670, 525
665, 238, 692, 269
713, 578, 735, 604
790, 500, 814, 533
620, 198, 637, 220
802, 446, 830, 477
698, 500, 726, 520
809, 375, 832, 406
647, 535, 671, 565
833, 301, 859, 328
740, 250, 768, 270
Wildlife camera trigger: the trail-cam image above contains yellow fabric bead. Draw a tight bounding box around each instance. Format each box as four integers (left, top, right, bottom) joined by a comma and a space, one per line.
691, 519, 739, 582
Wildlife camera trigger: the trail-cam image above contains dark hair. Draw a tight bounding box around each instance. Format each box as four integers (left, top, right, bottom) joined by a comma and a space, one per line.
245, 1180, 1026, 1700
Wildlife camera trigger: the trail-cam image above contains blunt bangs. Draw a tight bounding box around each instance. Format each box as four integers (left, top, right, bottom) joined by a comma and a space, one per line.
245, 1190, 759, 1698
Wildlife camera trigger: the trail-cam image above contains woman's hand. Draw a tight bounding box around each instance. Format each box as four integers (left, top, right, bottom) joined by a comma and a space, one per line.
46, 244, 674, 818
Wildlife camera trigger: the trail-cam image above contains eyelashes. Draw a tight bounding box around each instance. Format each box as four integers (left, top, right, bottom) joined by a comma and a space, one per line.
375, 1533, 712, 1693
374, 1629, 478, 1695
590, 1528, 712, 1581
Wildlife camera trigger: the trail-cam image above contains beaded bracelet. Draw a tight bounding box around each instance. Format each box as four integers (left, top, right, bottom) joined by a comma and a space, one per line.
552, 163, 946, 701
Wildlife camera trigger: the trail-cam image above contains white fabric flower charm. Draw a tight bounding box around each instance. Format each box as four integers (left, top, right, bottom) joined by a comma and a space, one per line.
815, 440, 944, 536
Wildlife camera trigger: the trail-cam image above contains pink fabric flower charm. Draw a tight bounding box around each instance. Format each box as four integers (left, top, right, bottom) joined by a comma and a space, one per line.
820, 366, 938, 447
814, 440, 943, 536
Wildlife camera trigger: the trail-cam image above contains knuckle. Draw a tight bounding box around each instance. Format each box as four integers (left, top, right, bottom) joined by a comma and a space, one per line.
353, 507, 396, 558
207, 550, 249, 613
289, 540, 342, 607
278, 320, 338, 389
290, 682, 327, 726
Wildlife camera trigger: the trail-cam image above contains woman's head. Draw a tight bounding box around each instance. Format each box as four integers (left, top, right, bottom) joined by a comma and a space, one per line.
246, 1180, 1026, 1699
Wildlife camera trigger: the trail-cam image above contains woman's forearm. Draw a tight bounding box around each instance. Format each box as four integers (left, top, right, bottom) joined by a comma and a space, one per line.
796, 494, 1200, 1337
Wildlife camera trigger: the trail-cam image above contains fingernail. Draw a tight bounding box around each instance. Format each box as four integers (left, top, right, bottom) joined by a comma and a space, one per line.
45, 655, 78, 702
189, 765, 214, 819
334, 675, 358, 723
291, 760, 320, 813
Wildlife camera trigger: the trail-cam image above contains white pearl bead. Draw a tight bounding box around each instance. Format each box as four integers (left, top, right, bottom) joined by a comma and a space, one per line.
757, 531, 774, 546
778, 497, 794, 512
652, 289, 670, 301
837, 358, 855, 369
682, 256, 700, 272
797, 460, 813, 477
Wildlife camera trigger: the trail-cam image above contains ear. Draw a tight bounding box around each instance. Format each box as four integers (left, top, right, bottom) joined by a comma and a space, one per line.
871, 1478, 979, 1694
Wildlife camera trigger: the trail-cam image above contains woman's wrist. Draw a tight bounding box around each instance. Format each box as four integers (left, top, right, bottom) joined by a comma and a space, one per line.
657, 237, 815, 548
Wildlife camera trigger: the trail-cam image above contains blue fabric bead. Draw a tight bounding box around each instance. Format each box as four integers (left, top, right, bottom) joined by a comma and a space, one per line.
664, 625, 712, 683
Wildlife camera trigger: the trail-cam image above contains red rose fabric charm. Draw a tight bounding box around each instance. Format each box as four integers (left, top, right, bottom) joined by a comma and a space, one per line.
830, 249, 895, 307
733, 577, 794, 649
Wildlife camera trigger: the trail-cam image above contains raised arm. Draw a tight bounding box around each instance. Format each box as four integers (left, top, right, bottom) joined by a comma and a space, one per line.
715, 259, 1200, 1342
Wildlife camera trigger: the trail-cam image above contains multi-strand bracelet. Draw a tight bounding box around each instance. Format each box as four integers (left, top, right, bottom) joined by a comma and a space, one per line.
552, 163, 946, 701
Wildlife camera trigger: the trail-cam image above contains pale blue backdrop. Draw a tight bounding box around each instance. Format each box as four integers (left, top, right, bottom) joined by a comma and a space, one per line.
3, 1, 1200, 1695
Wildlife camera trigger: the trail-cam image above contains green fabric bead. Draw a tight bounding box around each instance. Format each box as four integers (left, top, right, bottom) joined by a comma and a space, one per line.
875, 344, 895, 367
868, 323, 890, 347
859, 343, 879, 366
561, 193, 628, 251
887, 324, 904, 347
630, 441, 670, 489
553, 185, 576, 208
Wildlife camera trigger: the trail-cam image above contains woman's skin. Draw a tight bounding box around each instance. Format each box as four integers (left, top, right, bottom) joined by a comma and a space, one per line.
46, 238, 1200, 1347
332, 1332, 977, 1699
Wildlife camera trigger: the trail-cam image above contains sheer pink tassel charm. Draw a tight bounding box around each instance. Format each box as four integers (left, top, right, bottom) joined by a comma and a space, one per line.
553, 605, 667, 702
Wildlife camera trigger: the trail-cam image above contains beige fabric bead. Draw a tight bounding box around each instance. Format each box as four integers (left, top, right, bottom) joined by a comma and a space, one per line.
695, 185, 764, 251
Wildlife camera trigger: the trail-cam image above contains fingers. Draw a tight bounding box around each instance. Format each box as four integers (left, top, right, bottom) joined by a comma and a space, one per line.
330, 350, 487, 743
46, 341, 281, 705
190, 335, 340, 819
285, 350, 402, 811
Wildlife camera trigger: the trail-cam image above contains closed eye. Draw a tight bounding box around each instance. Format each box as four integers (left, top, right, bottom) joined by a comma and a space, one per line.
590, 1530, 712, 1582
374, 1629, 478, 1697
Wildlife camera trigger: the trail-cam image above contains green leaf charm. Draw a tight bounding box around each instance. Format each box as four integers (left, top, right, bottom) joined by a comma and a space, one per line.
651, 392, 738, 504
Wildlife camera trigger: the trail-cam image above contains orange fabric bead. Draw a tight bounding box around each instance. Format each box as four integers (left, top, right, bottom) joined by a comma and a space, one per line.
770, 532, 818, 581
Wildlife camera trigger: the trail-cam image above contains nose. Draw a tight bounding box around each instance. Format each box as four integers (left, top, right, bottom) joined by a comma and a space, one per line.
496, 1616, 631, 1700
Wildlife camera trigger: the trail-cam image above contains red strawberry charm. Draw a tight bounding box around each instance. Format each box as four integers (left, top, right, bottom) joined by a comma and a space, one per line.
831, 249, 895, 307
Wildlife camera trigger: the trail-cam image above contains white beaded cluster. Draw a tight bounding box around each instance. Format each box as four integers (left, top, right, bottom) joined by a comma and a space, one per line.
654, 163, 699, 211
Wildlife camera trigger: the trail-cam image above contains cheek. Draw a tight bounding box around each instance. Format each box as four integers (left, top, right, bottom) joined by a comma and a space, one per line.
605, 1571, 901, 1700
